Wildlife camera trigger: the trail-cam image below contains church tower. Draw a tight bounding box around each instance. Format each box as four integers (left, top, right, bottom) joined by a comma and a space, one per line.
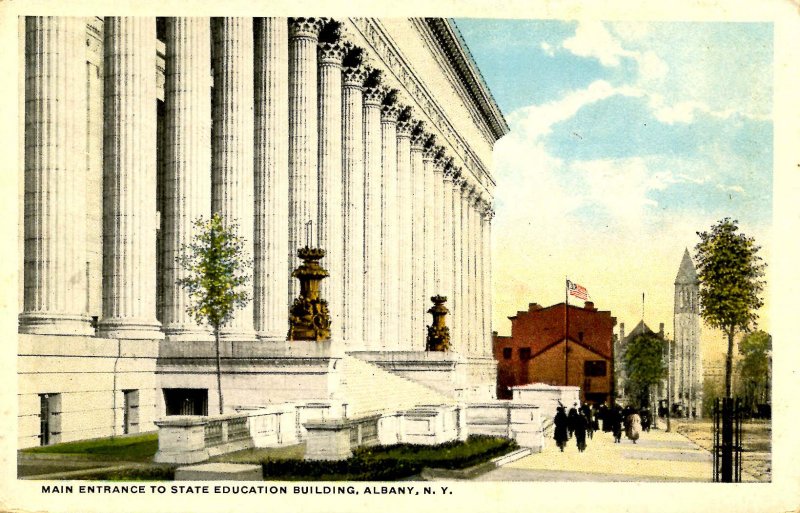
673, 248, 703, 418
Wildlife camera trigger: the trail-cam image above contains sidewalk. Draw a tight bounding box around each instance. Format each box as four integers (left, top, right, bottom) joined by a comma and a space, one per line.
477, 427, 712, 482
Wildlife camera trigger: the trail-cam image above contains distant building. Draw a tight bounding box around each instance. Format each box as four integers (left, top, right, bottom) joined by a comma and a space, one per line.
493, 301, 616, 403
615, 320, 666, 407
672, 249, 703, 418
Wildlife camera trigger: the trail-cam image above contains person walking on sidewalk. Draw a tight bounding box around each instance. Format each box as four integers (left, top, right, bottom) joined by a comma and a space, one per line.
567, 403, 580, 439
625, 411, 642, 444
554, 406, 569, 452
611, 404, 623, 443
574, 410, 589, 452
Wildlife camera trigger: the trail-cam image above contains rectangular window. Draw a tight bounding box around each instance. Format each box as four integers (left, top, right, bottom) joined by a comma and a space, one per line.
502, 347, 512, 360
123, 390, 140, 435
163, 388, 208, 416
584, 360, 607, 377
39, 393, 61, 446
519, 347, 532, 361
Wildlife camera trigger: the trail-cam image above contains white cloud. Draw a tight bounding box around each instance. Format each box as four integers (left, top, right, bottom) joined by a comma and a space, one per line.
509, 80, 643, 140
540, 41, 555, 56
562, 20, 636, 67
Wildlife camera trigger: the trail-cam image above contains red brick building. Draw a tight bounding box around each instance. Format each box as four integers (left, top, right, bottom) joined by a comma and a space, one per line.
493, 301, 616, 403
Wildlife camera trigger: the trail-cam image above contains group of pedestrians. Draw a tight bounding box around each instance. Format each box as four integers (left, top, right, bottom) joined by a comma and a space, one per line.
554, 401, 645, 451
553, 402, 597, 452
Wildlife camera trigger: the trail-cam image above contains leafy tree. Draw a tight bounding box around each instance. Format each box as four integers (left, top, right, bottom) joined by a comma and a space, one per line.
694, 218, 766, 399
177, 213, 252, 414
623, 333, 667, 408
736, 330, 771, 413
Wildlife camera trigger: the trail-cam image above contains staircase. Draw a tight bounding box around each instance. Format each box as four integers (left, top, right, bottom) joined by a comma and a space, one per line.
336, 354, 454, 418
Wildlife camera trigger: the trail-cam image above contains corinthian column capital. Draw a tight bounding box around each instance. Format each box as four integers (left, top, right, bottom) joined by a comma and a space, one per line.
288, 17, 325, 39
380, 95, 401, 123
422, 135, 438, 161
410, 122, 426, 150
396, 107, 414, 137
342, 45, 368, 88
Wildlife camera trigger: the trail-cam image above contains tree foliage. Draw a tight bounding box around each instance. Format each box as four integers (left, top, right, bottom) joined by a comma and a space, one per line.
176, 213, 252, 330
736, 330, 771, 410
694, 218, 766, 337
176, 213, 252, 414
694, 218, 766, 398
623, 333, 667, 408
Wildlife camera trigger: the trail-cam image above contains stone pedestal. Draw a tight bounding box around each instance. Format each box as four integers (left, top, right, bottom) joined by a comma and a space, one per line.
303, 419, 353, 461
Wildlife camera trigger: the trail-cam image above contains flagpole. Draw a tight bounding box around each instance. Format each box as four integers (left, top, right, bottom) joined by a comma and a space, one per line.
565, 277, 569, 387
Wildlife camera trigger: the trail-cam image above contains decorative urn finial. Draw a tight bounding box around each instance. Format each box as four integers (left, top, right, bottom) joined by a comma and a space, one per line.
288, 246, 331, 341
426, 295, 450, 352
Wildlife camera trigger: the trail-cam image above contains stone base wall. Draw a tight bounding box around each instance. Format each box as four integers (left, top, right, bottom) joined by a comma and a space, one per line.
157, 339, 343, 415
18, 334, 160, 449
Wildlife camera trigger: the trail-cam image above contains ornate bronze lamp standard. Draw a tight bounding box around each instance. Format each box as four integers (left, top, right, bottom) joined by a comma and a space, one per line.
287, 247, 331, 342
426, 295, 451, 352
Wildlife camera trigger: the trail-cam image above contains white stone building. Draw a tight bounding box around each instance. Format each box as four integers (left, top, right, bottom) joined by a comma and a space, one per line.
671, 248, 703, 418
17, 17, 509, 449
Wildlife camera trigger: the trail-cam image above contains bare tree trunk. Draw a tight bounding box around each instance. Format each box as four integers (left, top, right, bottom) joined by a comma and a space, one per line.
215, 326, 224, 414
725, 329, 734, 399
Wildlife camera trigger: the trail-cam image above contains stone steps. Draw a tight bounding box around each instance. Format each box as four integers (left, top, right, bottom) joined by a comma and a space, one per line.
337, 355, 453, 417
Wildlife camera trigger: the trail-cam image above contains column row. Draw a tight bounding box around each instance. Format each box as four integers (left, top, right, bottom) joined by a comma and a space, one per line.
20, 16, 495, 354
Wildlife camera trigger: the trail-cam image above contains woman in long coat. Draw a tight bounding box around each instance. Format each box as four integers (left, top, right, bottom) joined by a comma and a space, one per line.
611, 405, 623, 443
554, 407, 569, 452
625, 412, 642, 444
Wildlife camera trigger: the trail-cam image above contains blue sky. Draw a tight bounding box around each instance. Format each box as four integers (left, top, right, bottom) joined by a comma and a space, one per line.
455, 19, 773, 357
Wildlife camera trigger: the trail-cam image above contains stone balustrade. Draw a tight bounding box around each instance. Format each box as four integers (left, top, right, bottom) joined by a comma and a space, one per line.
154, 413, 254, 464
466, 401, 544, 452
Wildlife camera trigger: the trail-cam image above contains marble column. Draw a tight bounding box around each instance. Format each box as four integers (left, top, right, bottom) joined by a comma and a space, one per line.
288, 17, 324, 300
410, 125, 426, 346
471, 192, 483, 355
254, 17, 289, 341
475, 196, 486, 354
422, 139, 437, 328
98, 17, 161, 339
341, 51, 367, 347
431, 149, 445, 295
441, 160, 455, 317
211, 17, 255, 341
460, 182, 475, 353
362, 75, 384, 349
21, 17, 93, 335
396, 110, 414, 348
161, 17, 212, 340
380, 97, 400, 347
483, 204, 494, 355
317, 30, 345, 341
451, 172, 464, 352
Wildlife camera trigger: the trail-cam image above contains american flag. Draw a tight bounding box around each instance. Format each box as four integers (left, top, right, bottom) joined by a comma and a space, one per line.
567, 280, 589, 301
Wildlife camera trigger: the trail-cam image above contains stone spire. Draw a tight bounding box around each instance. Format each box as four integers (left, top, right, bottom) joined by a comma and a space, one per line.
675, 248, 698, 285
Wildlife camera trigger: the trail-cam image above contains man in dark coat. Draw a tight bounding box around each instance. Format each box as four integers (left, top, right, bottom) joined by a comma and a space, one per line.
599, 403, 610, 432
554, 406, 569, 452
567, 403, 580, 439
574, 411, 588, 452
611, 405, 623, 443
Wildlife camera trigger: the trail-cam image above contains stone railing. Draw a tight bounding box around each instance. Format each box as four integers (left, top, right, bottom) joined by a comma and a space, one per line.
466, 402, 544, 452
400, 404, 466, 445
153, 413, 254, 464
303, 413, 382, 461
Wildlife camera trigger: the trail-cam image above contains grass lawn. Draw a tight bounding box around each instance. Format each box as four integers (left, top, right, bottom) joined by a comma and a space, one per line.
21, 434, 518, 481
21, 433, 159, 462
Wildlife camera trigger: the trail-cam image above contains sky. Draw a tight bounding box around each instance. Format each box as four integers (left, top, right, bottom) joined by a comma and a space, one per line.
455, 19, 773, 365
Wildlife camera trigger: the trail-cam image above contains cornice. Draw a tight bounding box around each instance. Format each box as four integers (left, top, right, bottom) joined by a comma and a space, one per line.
423, 18, 509, 141
349, 18, 496, 197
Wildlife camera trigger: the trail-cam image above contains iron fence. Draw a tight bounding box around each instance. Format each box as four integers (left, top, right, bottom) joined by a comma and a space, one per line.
713, 397, 743, 482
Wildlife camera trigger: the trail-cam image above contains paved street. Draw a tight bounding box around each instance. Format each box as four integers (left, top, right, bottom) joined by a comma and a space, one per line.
478, 427, 712, 482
